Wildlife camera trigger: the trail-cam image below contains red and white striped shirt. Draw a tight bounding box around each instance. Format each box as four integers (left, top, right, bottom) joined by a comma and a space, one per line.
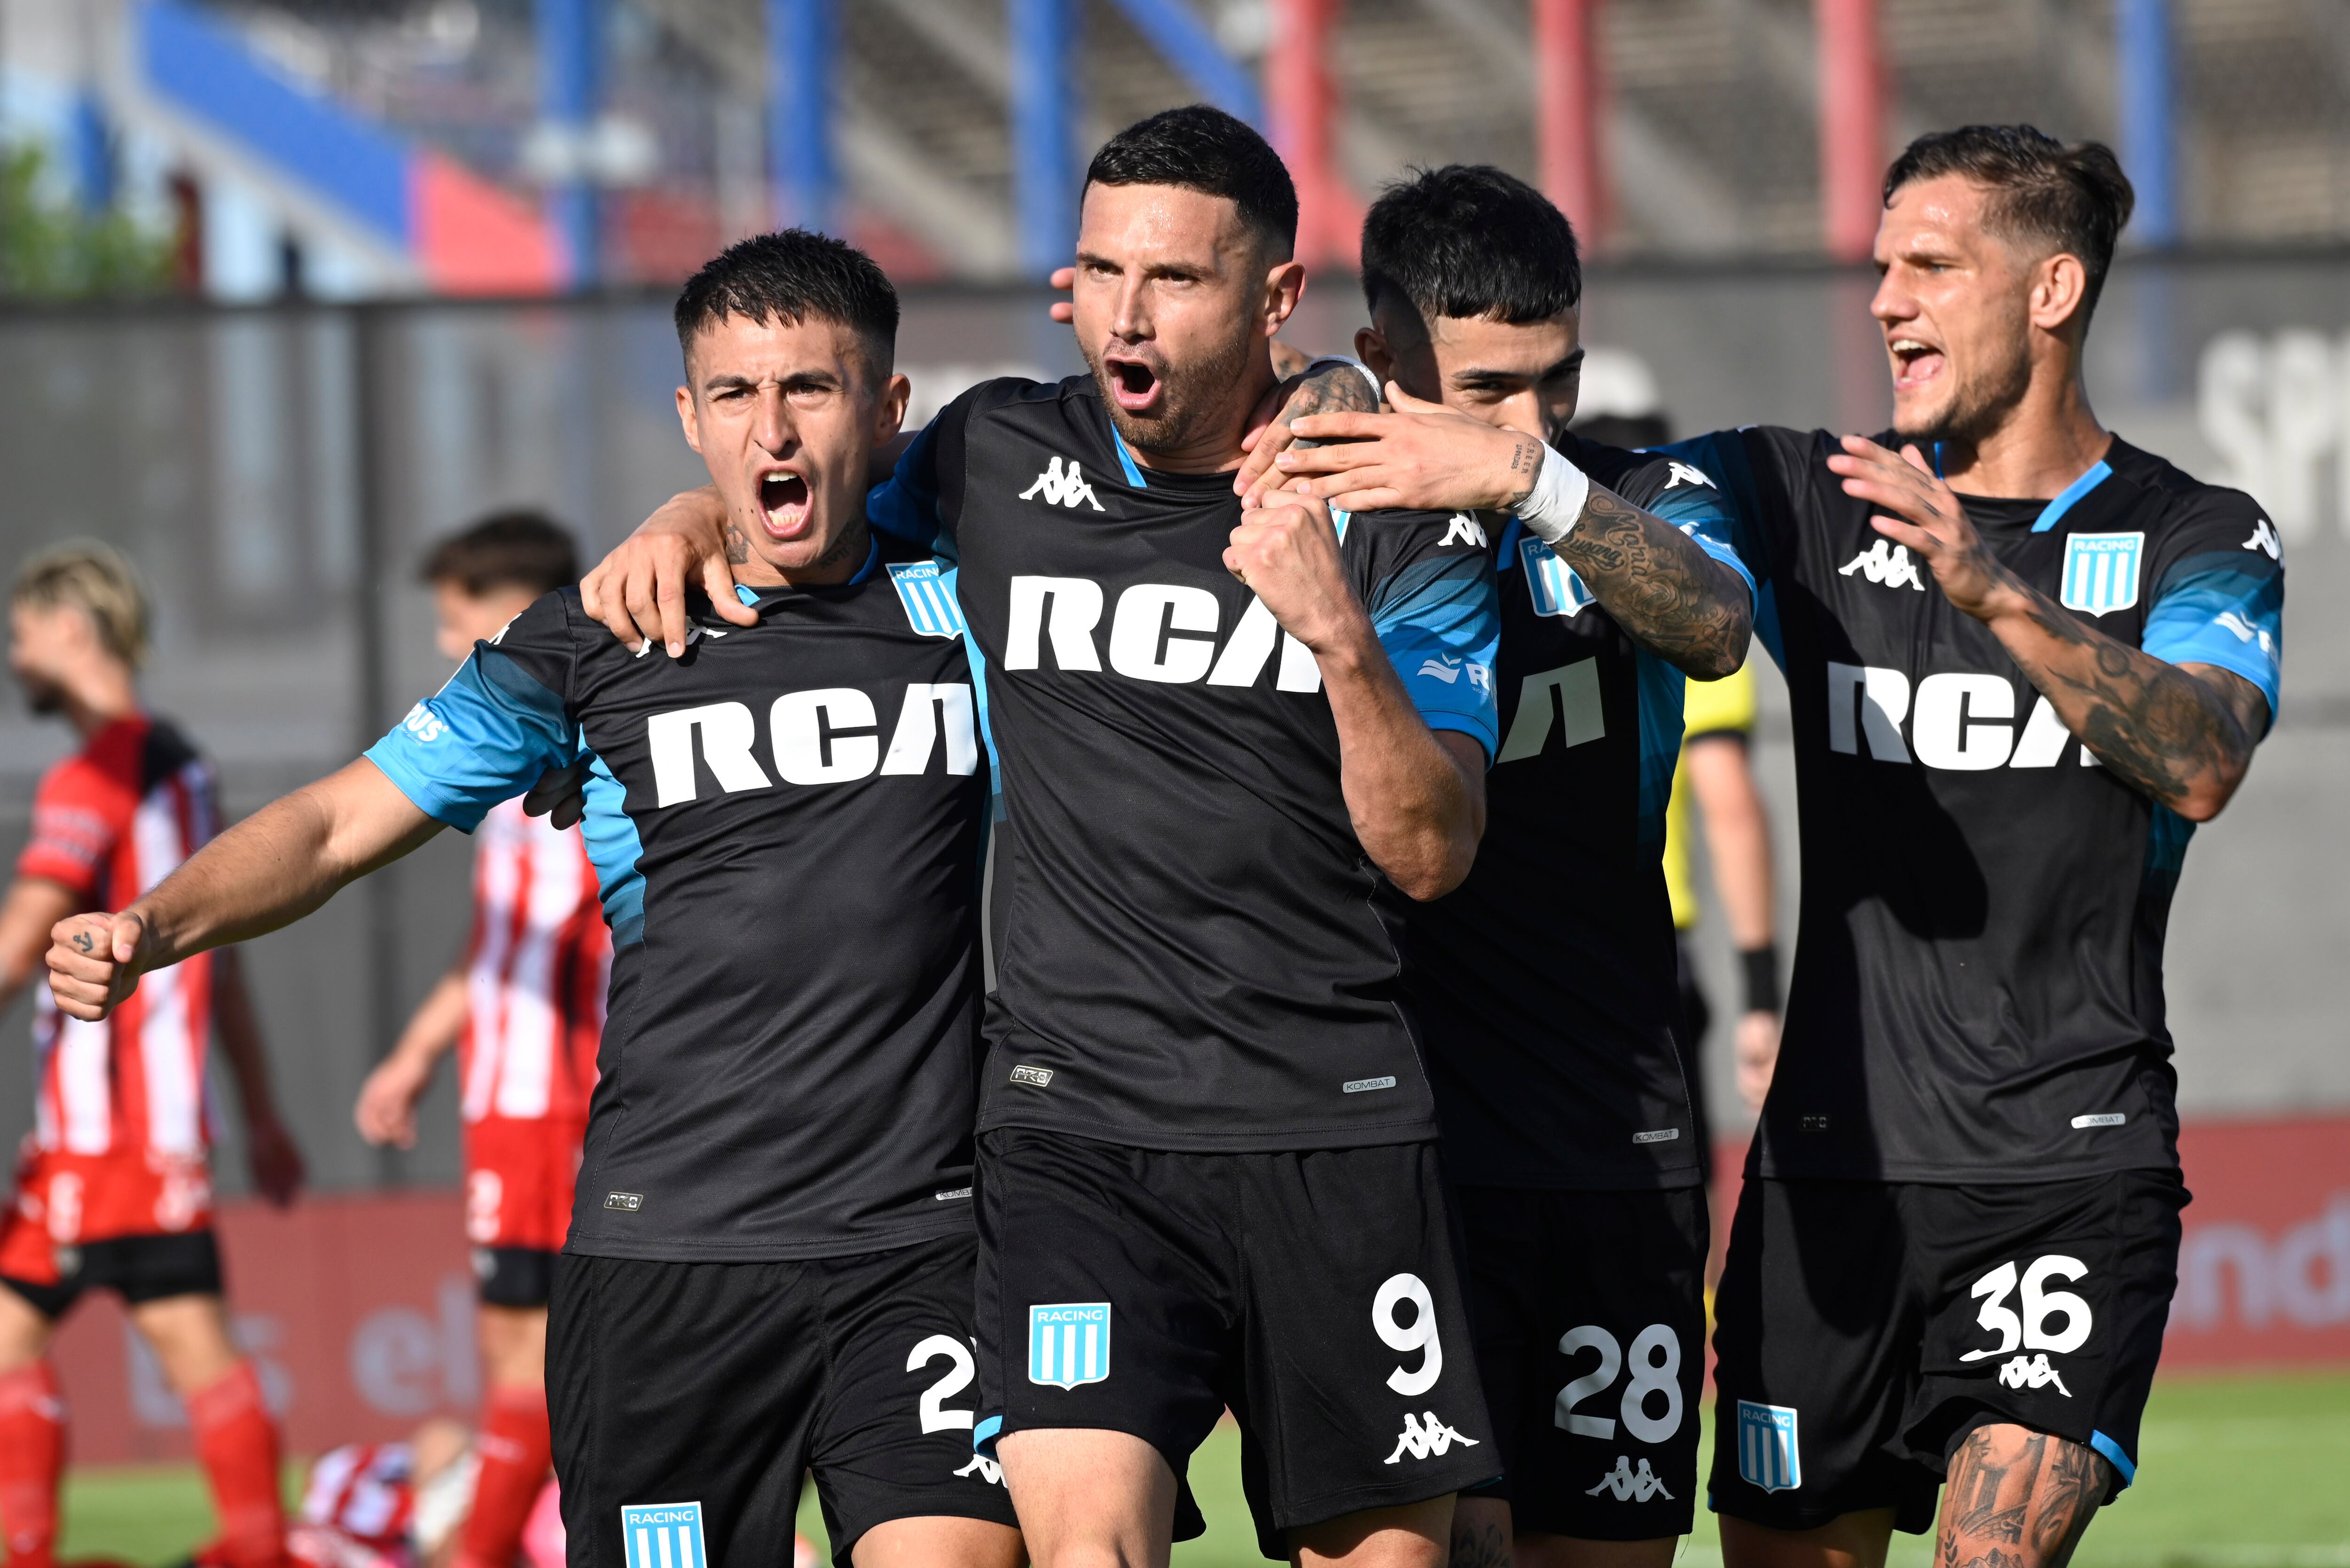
458, 799, 608, 1126
17, 716, 218, 1160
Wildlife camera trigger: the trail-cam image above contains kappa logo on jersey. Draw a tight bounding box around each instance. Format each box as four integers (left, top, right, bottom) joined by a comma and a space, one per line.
1519, 534, 1597, 619
1838, 538, 1927, 591
2059, 531, 2146, 616
1664, 460, 1716, 491
1019, 455, 1105, 511
1586, 1456, 1675, 1502
2243, 517, 2282, 560
620, 1503, 705, 1568
888, 559, 966, 639
1028, 1303, 1111, 1388
646, 683, 979, 807
1825, 663, 2099, 771
1441, 512, 1488, 548
1735, 1401, 1801, 1492
1996, 1353, 2074, 1396
1003, 575, 1324, 692
1382, 1412, 1479, 1464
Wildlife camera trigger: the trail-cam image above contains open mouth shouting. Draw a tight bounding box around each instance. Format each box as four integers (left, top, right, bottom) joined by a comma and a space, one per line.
1888, 335, 1946, 393
1102, 352, 1166, 415
756, 468, 812, 538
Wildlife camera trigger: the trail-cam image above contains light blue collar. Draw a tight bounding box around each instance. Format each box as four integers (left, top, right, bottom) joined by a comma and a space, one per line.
1112, 432, 1148, 488
1932, 441, 2112, 533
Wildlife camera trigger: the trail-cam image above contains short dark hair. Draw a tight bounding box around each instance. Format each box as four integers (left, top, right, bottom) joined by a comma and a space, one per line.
1360, 165, 1581, 327
673, 228, 900, 370
1084, 106, 1299, 255
1883, 125, 2135, 328
421, 510, 579, 597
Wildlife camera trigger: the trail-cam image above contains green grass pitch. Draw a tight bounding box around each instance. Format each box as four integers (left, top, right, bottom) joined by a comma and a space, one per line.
53, 1372, 2350, 1568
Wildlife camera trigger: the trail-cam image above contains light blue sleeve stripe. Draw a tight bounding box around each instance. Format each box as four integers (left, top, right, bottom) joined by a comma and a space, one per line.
362, 651, 575, 832
1633, 649, 1688, 845
2141, 564, 2283, 719
1371, 553, 1503, 762
578, 750, 646, 947
1657, 432, 1784, 674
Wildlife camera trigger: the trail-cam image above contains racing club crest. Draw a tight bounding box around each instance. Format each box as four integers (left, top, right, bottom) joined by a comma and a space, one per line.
2059, 532, 2145, 617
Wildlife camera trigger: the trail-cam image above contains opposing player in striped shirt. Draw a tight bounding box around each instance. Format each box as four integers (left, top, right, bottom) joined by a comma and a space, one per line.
0, 543, 304, 1568
354, 515, 609, 1568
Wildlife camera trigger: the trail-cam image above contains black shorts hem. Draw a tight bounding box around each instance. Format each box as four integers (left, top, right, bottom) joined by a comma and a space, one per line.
1707, 1471, 1942, 1537
974, 1110, 1443, 1155
822, 1488, 1022, 1568
3, 1231, 222, 1319
1274, 1468, 1503, 1540
559, 1213, 972, 1264
475, 1247, 558, 1309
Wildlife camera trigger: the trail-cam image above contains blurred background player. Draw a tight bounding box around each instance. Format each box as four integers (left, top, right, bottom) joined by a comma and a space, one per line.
1575, 410, 1786, 1181
352, 515, 607, 1568
0, 543, 304, 1568
1659, 658, 1781, 1182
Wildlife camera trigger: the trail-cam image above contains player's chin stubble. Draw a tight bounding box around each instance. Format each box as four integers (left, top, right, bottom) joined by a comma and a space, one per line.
1895, 342, 2033, 451
1088, 329, 1255, 457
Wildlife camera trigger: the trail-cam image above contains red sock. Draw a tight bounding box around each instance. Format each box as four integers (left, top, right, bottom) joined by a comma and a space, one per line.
0, 1362, 64, 1568
454, 1387, 552, 1568
188, 1362, 285, 1568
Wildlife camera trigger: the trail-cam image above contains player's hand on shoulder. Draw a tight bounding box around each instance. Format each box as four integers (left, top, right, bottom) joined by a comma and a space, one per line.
1228, 488, 1365, 655
1827, 436, 2017, 620
1260, 384, 1538, 516
45, 909, 150, 1021
580, 484, 752, 659
1234, 358, 1386, 502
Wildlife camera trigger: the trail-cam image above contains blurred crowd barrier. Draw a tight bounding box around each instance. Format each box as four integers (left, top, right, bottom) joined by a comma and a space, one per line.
44, 1111, 2350, 1466
0, 251, 2343, 1202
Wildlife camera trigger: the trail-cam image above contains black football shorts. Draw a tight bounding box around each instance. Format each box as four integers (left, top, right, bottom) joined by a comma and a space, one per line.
1458, 1184, 1708, 1541
2, 1230, 224, 1319
975, 1129, 1497, 1558
1709, 1171, 2187, 1533
548, 1231, 1018, 1568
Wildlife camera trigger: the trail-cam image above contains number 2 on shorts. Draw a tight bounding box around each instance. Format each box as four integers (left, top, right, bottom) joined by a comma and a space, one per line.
908, 1334, 978, 1432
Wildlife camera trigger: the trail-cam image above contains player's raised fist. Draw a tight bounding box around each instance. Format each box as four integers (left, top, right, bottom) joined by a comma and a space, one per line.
46, 910, 150, 1021
1226, 490, 1364, 655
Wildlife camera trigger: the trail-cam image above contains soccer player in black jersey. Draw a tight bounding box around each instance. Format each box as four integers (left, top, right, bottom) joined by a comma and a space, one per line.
45, 233, 1025, 1568
1247, 126, 2284, 1568
1246, 167, 1758, 1568
583, 109, 1503, 1568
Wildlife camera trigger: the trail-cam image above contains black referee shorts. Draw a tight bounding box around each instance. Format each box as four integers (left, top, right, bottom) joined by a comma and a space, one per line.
1709, 1171, 2186, 1534
549, 1230, 1018, 1568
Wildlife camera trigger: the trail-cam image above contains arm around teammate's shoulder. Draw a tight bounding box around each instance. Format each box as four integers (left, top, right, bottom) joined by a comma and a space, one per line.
46, 759, 440, 1022
580, 484, 751, 658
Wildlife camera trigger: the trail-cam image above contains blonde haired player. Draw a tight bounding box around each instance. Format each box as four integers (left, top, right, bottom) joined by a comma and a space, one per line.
0, 541, 303, 1568
353, 513, 608, 1568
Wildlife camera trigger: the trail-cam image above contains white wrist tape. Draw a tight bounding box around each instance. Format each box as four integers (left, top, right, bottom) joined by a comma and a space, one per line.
1514, 442, 1592, 546
1302, 355, 1385, 409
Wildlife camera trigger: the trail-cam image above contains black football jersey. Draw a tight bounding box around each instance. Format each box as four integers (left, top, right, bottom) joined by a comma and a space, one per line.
1414, 435, 1754, 1190
367, 536, 990, 1260
1667, 429, 2284, 1183
870, 375, 1502, 1153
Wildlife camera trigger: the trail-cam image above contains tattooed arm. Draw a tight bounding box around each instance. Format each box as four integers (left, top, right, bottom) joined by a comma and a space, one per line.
1936, 1424, 2111, 1568
1831, 437, 2266, 822
1246, 390, 1753, 678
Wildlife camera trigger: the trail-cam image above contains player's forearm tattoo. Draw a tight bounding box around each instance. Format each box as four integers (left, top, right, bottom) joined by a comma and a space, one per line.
1937, 1427, 2106, 1568
1553, 485, 1752, 678
1996, 567, 2259, 811
723, 524, 750, 565
1278, 362, 1379, 451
